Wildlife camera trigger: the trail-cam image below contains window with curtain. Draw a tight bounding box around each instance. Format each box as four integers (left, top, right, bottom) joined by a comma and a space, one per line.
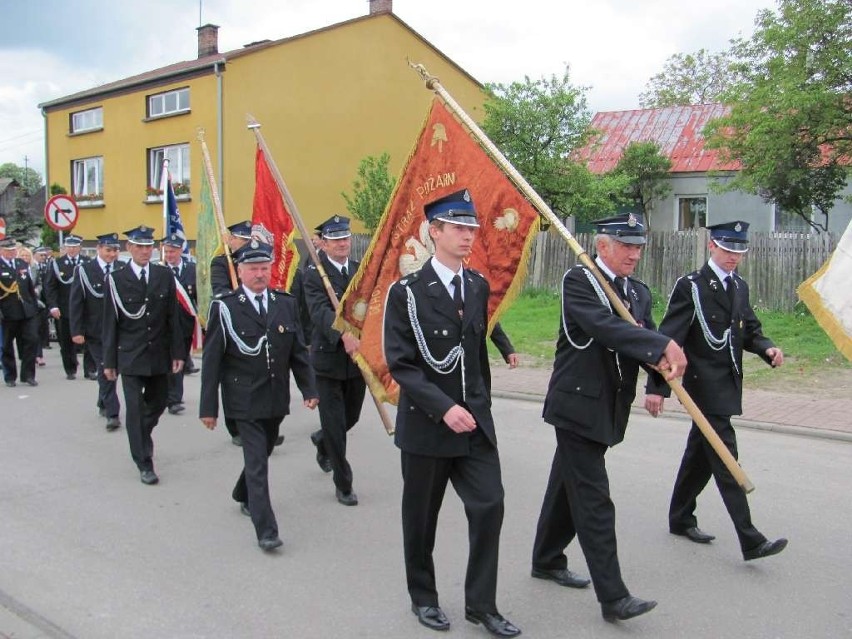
72, 157, 103, 199
148, 144, 190, 192
677, 196, 707, 230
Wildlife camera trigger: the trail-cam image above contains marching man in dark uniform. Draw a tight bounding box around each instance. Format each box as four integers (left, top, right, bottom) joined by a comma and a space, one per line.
45, 234, 91, 380
531, 212, 687, 623
200, 240, 318, 552
303, 215, 366, 506
161, 233, 197, 416
69, 232, 125, 431
383, 189, 521, 637
645, 221, 787, 560
0, 237, 39, 387
103, 225, 185, 485
31, 246, 52, 365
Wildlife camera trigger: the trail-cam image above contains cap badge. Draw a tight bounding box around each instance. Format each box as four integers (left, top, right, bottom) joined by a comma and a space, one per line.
250, 239, 259, 249
278, 325, 285, 333
734, 222, 742, 232
334, 215, 340, 223
462, 190, 471, 202
627, 213, 637, 228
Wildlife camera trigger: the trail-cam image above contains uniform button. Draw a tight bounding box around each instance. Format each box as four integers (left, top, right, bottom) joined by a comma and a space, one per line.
576, 386, 581, 391
442, 329, 448, 336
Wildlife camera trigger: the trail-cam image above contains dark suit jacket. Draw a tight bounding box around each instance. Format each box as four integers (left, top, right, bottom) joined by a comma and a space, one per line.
199, 289, 317, 420
384, 261, 495, 457
490, 322, 515, 362
102, 263, 184, 376
44, 254, 89, 312
302, 254, 361, 380
0, 258, 38, 321
210, 254, 238, 297
646, 263, 774, 416
542, 264, 670, 447
168, 261, 197, 341
69, 259, 126, 340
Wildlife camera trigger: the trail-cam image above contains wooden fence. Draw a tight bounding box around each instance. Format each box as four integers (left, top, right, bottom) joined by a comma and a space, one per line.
351, 229, 838, 312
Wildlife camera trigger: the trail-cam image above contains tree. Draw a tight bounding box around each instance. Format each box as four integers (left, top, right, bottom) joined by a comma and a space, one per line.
481, 66, 595, 217
639, 49, 741, 108
341, 152, 396, 233
705, 0, 852, 231
610, 141, 673, 226
0, 162, 43, 193
0, 162, 44, 240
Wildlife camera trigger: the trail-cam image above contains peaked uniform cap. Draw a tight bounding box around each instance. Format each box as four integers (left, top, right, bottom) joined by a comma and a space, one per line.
424, 189, 479, 227
96, 233, 120, 247
161, 232, 185, 248
592, 212, 646, 245
227, 220, 253, 239
706, 221, 749, 253
63, 234, 84, 246
124, 225, 155, 246
315, 215, 351, 239
236, 239, 273, 263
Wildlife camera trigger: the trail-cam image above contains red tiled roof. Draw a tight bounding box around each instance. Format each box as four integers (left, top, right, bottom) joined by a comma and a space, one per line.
581, 104, 740, 174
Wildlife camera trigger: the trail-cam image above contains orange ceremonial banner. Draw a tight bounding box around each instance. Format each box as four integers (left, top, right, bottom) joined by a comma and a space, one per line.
252, 146, 299, 292
335, 97, 541, 404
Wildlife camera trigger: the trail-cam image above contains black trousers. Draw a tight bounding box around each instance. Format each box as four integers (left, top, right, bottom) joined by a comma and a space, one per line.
87, 339, 119, 418
669, 414, 766, 552
37, 308, 49, 354
57, 314, 78, 375
1, 316, 38, 383
82, 342, 97, 376
231, 416, 284, 541
401, 430, 505, 613
120, 374, 168, 472
315, 375, 366, 494
166, 334, 192, 406
532, 427, 629, 604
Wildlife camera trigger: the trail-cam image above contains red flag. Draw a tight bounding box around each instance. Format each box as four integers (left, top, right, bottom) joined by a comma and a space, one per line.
335, 97, 541, 404
252, 146, 299, 291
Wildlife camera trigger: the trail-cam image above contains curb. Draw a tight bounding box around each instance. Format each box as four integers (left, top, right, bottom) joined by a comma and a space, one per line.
491, 389, 852, 444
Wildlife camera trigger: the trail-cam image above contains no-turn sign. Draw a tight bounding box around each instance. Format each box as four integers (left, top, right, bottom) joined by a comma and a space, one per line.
44, 195, 79, 231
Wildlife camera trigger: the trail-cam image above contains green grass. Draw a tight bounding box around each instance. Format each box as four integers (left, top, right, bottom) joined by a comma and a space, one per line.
492, 289, 850, 385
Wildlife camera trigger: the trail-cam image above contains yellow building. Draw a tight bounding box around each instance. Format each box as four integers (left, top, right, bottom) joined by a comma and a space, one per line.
39, 0, 485, 244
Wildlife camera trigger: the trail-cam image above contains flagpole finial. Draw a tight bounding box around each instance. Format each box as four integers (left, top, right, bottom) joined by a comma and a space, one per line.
408, 60, 440, 90
246, 113, 261, 130
196, 127, 207, 141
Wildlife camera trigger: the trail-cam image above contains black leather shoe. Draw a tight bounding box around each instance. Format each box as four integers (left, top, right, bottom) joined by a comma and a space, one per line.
464, 608, 521, 637
66, 373, 76, 380
310, 431, 332, 472
185, 366, 200, 375
105, 417, 121, 431
167, 403, 185, 415
336, 489, 358, 506
601, 596, 657, 622
85, 372, 98, 380
23, 379, 38, 387
531, 567, 590, 588
275, 434, 285, 446
4, 380, 15, 388
411, 604, 450, 631
98, 407, 107, 417
258, 536, 283, 551
671, 526, 715, 544
239, 502, 251, 517
743, 538, 788, 561
140, 470, 159, 485
231, 436, 243, 447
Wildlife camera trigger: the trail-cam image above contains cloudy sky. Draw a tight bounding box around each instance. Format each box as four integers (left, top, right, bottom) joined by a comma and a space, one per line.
0, 0, 777, 177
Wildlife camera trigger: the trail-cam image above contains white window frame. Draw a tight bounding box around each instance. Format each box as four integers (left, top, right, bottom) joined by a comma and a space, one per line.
147, 88, 190, 118
70, 107, 103, 133
72, 157, 104, 200
676, 195, 708, 230
772, 202, 812, 233
149, 144, 190, 194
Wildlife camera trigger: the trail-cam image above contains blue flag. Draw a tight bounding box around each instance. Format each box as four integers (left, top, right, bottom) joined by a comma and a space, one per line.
163, 170, 190, 257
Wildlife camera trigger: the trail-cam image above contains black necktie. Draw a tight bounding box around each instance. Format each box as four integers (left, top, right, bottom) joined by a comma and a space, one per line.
256, 294, 266, 321
725, 275, 736, 307
614, 277, 630, 307
104, 263, 111, 277
173, 266, 180, 278
341, 264, 348, 278
451, 274, 464, 318
140, 269, 147, 287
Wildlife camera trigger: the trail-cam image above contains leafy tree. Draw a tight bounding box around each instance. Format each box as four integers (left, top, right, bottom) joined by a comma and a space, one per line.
341, 152, 396, 233
481, 66, 594, 217
705, 0, 852, 231
560, 164, 633, 223
0, 162, 43, 193
639, 49, 741, 108
0, 162, 44, 240
610, 141, 673, 226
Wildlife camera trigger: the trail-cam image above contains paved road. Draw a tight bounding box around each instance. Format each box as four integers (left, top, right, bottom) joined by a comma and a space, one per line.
1, 351, 851, 638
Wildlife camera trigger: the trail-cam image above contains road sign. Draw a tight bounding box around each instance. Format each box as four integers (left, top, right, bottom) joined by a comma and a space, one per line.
0, 217, 6, 239
44, 195, 79, 231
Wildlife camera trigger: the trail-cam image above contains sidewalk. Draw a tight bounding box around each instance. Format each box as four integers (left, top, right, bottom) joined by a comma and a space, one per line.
490, 364, 852, 442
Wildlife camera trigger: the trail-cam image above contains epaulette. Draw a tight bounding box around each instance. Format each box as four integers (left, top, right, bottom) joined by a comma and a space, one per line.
629, 276, 650, 292
307, 264, 317, 270
686, 271, 700, 281
270, 288, 291, 297
396, 272, 420, 287
214, 290, 237, 300
466, 268, 486, 280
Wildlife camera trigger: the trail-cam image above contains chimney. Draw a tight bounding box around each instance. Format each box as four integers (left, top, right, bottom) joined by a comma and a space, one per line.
369, 0, 392, 15
197, 23, 220, 58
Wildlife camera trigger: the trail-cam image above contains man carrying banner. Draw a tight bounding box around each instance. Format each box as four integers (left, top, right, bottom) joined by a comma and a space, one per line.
303, 215, 366, 506
531, 212, 687, 623
69, 232, 125, 430
384, 189, 521, 637
103, 226, 185, 485
645, 221, 788, 561
161, 233, 198, 416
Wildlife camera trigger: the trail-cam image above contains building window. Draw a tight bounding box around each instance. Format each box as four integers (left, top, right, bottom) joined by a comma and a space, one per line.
677, 196, 707, 230
774, 204, 811, 233
70, 107, 103, 133
147, 88, 190, 118
148, 144, 190, 196
72, 157, 104, 204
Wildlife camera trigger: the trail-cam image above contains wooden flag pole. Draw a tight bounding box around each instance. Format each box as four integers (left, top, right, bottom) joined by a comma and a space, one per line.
246, 115, 396, 436
197, 128, 238, 289
409, 61, 754, 494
